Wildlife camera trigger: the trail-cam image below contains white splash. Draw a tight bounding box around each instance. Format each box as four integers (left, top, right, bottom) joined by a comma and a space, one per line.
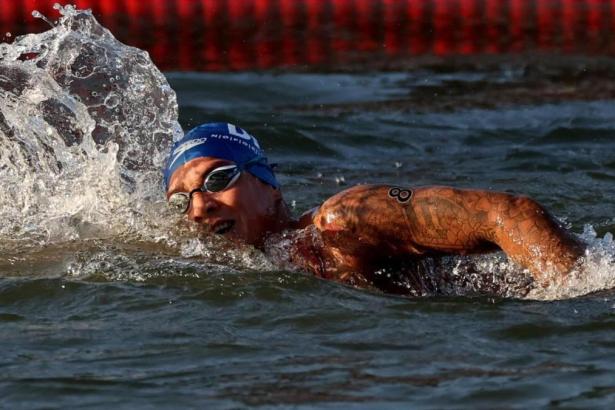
0, 5, 282, 281
526, 226, 615, 300
0, 4, 181, 249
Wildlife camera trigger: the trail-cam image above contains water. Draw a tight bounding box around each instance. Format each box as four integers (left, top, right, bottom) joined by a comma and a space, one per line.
2, 6, 615, 409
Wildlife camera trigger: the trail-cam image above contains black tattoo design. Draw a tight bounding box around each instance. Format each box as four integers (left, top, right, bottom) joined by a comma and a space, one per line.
388, 187, 412, 203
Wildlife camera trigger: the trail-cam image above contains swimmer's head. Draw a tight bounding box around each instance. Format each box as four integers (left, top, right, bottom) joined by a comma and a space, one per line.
164, 123, 289, 246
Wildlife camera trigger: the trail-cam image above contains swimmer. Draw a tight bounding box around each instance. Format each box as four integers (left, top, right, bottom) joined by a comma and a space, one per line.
164, 123, 584, 293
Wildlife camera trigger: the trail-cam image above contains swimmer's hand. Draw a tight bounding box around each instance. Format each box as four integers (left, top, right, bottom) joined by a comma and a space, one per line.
313, 185, 584, 285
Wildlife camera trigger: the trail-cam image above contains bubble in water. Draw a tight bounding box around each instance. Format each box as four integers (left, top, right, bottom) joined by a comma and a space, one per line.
104, 94, 120, 108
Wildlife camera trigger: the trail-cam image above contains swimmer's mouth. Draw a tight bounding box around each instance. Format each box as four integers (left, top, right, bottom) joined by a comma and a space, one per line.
213, 220, 235, 235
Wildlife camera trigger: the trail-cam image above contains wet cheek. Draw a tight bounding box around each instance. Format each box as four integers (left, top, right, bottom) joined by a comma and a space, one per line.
240, 213, 264, 243
235, 213, 252, 240
215, 191, 237, 207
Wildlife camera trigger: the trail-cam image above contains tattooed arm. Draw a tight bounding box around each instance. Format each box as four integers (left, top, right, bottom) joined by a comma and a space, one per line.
313, 185, 584, 283
403, 187, 584, 280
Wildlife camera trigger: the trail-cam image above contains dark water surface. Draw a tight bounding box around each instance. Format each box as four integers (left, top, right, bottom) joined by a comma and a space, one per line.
2, 69, 615, 408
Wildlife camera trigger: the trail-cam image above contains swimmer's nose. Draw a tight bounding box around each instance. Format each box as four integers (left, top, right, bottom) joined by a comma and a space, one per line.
188, 192, 218, 223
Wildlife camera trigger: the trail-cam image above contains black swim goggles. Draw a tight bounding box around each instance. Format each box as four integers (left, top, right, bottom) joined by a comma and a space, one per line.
167, 156, 264, 214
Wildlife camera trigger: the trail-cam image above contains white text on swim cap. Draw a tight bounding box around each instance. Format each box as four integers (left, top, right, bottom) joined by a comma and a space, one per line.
168, 137, 208, 170
210, 134, 260, 155
228, 124, 260, 149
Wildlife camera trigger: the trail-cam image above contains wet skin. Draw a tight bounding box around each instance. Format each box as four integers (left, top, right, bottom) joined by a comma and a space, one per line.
168, 158, 585, 290
308, 185, 584, 288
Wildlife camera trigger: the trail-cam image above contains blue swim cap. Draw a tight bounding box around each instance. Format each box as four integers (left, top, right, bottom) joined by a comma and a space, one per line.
163, 123, 279, 190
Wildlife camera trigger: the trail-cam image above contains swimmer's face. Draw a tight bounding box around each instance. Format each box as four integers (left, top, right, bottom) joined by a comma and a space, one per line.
166, 157, 283, 247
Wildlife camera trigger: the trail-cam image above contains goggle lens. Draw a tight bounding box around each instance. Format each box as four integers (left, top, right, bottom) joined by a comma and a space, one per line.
204, 166, 240, 192
167, 192, 191, 213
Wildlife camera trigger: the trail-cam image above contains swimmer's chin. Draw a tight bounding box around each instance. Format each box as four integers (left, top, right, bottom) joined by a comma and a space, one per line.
196, 221, 270, 249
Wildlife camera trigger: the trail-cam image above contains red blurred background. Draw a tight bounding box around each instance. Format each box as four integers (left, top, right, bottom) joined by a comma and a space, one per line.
1, 0, 614, 71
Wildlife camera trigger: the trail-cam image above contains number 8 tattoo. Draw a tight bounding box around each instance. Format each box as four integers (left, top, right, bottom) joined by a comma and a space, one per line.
388, 187, 412, 203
